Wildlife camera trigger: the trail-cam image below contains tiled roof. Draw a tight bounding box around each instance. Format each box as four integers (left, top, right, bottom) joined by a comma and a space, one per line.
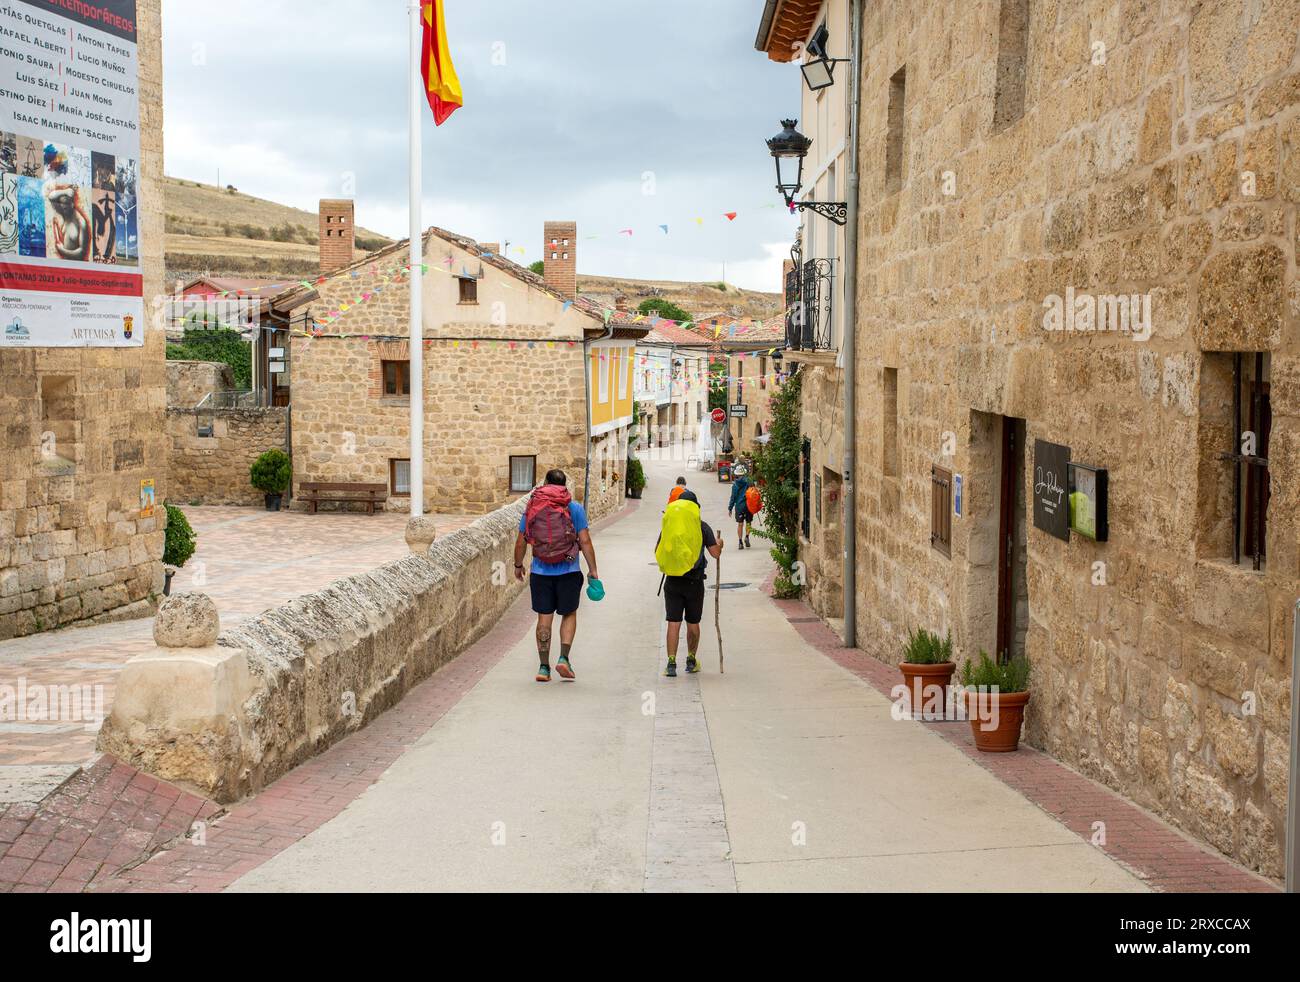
182, 276, 286, 300
268, 226, 648, 338
755, 0, 822, 63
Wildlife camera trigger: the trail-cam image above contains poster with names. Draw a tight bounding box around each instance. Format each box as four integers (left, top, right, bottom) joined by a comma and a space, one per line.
0, 0, 142, 347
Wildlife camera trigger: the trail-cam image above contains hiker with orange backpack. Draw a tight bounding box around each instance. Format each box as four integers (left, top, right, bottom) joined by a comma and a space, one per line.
514, 469, 601, 683
727, 464, 761, 549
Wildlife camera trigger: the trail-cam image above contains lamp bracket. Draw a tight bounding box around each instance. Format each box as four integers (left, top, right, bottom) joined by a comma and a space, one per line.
793, 200, 848, 226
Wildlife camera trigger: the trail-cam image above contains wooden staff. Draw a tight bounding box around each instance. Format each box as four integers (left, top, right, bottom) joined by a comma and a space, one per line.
715, 550, 724, 674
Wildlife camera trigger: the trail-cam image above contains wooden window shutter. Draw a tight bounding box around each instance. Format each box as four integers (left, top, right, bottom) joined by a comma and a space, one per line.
931, 465, 952, 557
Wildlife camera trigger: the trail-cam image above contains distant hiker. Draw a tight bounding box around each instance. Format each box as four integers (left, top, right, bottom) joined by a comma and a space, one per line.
655, 489, 722, 677
728, 464, 757, 549
668, 475, 688, 504
514, 469, 599, 683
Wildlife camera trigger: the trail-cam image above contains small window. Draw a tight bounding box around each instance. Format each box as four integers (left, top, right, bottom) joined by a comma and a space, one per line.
382, 359, 411, 397
931, 465, 952, 557
886, 66, 907, 193
883, 367, 899, 476
510, 455, 537, 492
619, 350, 630, 399
458, 276, 478, 304
597, 352, 610, 402
390, 459, 411, 496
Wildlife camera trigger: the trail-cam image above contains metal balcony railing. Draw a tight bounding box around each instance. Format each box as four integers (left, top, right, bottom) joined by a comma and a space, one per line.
789, 258, 835, 352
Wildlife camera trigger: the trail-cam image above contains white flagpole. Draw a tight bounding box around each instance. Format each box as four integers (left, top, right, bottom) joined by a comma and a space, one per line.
408, 1, 424, 517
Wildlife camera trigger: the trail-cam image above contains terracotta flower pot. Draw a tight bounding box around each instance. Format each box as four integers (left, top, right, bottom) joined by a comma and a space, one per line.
963, 689, 1030, 752
898, 661, 956, 719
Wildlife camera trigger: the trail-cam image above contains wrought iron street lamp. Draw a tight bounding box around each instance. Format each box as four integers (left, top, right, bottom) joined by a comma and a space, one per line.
766, 119, 847, 225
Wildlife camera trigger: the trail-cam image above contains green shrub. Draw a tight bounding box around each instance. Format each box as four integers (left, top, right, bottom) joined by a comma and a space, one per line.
750, 368, 803, 598
626, 457, 646, 492
163, 503, 197, 569
528, 260, 545, 276
250, 449, 291, 495
637, 297, 691, 323
902, 627, 953, 665
165, 327, 252, 388
960, 651, 1031, 693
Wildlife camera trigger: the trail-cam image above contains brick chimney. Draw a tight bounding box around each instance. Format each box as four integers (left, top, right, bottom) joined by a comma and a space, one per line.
543, 221, 577, 298
319, 199, 355, 275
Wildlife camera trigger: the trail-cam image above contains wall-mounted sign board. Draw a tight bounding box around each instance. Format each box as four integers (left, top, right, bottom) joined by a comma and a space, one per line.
269, 362, 286, 374
1068, 463, 1109, 542
729, 404, 748, 418
1033, 439, 1071, 542
954, 474, 963, 518
269, 347, 285, 359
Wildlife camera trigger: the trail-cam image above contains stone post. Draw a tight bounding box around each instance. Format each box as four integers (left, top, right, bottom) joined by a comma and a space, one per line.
96, 593, 257, 803
405, 516, 438, 556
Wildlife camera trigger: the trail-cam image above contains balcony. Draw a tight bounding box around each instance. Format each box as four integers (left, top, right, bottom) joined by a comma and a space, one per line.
785, 258, 835, 352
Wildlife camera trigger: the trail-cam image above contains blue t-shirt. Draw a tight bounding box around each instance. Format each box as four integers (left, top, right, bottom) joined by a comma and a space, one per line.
520, 501, 589, 576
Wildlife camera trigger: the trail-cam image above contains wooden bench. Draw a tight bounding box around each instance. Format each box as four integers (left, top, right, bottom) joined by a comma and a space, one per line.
298, 482, 389, 515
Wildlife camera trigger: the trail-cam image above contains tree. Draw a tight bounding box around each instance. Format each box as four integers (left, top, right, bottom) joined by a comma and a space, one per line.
637, 297, 691, 323
750, 368, 803, 598
529, 260, 545, 275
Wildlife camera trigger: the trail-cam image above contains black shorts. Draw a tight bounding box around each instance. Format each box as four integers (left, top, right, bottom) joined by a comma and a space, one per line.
530, 571, 584, 615
664, 575, 706, 624
735, 507, 753, 525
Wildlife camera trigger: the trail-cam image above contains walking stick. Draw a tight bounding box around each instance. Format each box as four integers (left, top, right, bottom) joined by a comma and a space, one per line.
715, 550, 724, 674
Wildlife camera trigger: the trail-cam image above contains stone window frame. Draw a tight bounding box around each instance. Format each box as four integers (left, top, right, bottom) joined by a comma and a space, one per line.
509, 455, 536, 493
389, 458, 411, 497
457, 275, 478, 305
370, 340, 412, 401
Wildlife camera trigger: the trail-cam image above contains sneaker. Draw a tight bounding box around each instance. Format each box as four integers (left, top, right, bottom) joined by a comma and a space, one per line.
745, 536, 752, 548
555, 655, 575, 680
536, 664, 551, 682
738, 539, 745, 550
685, 654, 700, 674
664, 659, 678, 678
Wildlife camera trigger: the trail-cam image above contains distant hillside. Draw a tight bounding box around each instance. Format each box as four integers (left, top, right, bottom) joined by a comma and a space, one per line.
577, 274, 782, 322
163, 176, 394, 282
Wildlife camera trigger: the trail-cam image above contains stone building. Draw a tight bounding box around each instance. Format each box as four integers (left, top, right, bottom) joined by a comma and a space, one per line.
723, 323, 788, 455
0, 0, 166, 641
756, 0, 1300, 876
269, 219, 646, 517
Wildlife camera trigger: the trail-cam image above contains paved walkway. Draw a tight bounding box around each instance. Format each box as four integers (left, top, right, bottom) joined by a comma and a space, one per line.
2, 457, 1278, 892
203, 459, 1164, 892
0, 506, 473, 790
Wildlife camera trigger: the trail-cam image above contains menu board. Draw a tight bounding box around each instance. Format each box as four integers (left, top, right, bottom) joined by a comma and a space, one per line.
0, 0, 142, 347
1033, 439, 1071, 542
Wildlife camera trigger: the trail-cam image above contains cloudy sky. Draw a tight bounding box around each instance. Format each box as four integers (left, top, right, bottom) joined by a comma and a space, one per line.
160, 0, 801, 291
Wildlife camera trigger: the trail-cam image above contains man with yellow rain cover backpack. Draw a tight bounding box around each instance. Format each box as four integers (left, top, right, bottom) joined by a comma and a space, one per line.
654, 490, 723, 677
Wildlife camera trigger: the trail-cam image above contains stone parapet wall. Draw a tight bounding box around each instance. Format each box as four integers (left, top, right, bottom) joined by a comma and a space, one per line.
99, 498, 528, 802
166, 360, 234, 409
166, 407, 289, 506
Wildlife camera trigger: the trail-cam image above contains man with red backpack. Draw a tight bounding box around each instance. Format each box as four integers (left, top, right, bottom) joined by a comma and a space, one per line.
514, 469, 600, 683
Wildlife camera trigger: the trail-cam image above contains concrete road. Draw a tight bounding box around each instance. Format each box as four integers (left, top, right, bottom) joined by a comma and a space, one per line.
231, 454, 1146, 893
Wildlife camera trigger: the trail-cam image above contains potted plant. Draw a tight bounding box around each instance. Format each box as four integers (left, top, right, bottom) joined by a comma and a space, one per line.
626, 457, 646, 499
162, 503, 196, 596
960, 651, 1032, 752
250, 449, 291, 511
899, 627, 955, 719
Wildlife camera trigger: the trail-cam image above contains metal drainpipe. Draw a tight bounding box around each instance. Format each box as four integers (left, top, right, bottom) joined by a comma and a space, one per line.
841, 0, 862, 648
583, 320, 614, 507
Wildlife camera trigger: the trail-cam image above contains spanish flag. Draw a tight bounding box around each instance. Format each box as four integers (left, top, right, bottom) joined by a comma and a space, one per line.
421, 1, 463, 125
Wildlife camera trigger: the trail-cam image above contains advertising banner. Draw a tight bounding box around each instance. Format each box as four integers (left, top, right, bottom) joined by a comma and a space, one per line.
0, 0, 142, 347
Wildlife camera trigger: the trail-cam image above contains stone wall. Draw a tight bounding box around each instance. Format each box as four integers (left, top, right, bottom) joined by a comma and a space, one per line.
791, 357, 846, 624
167, 360, 234, 408
0, 0, 167, 641
850, 0, 1299, 876
99, 499, 528, 802
166, 408, 289, 506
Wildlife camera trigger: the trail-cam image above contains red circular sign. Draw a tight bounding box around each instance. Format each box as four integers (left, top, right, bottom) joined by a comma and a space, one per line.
711, 408, 726, 423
